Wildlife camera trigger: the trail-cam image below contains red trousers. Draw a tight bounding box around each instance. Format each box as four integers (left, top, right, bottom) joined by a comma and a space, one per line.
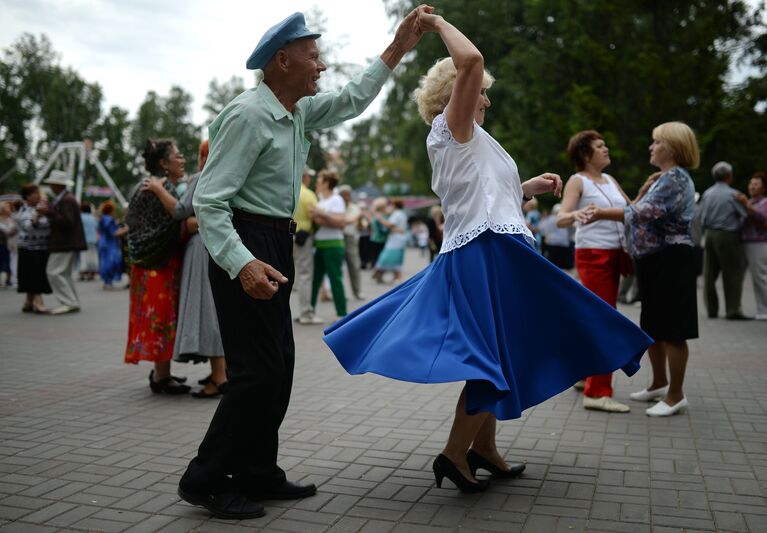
575, 248, 621, 398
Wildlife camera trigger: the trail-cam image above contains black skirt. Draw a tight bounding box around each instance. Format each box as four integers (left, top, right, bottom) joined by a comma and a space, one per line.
635, 244, 698, 341
17, 248, 52, 294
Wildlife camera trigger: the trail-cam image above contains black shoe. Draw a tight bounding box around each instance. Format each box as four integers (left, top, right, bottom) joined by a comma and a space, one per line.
198, 374, 212, 385
247, 480, 317, 501
178, 485, 265, 520
149, 370, 191, 394
432, 453, 489, 493
725, 313, 753, 321
467, 449, 525, 478
171, 374, 188, 383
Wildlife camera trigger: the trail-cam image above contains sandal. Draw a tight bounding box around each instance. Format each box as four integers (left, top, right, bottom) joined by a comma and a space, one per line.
191, 381, 227, 399
148, 370, 190, 394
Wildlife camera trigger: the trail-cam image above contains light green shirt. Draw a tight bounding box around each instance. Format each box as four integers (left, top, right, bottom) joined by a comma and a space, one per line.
194, 58, 391, 279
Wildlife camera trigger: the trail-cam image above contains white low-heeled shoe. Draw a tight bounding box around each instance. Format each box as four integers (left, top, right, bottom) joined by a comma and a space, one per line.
645, 397, 687, 417
629, 385, 669, 402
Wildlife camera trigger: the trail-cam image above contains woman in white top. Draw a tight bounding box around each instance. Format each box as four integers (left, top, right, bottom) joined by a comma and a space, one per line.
372, 199, 409, 283
311, 170, 348, 319
324, 12, 651, 494
557, 131, 633, 414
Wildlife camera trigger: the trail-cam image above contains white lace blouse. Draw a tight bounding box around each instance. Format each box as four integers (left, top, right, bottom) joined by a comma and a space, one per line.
427, 113, 534, 254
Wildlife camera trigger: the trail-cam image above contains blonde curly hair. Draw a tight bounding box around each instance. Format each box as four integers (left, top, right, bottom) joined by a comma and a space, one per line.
413, 58, 496, 125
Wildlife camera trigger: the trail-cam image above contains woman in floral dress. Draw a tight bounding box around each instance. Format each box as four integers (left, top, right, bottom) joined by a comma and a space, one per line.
124, 139, 190, 394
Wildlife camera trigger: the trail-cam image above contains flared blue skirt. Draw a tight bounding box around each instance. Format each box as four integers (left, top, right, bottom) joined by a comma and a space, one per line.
324, 231, 653, 420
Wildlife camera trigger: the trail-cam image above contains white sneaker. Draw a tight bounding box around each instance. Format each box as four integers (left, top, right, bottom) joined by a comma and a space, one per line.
583, 396, 630, 413
629, 385, 669, 402
646, 397, 687, 417
298, 314, 324, 325
49, 305, 80, 315
755, 314, 767, 321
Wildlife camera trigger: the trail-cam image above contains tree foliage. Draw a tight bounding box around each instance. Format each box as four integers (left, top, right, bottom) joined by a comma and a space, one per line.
92, 105, 140, 192
0, 34, 102, 187
203, 76, 246, 123
368, 0, 766, 198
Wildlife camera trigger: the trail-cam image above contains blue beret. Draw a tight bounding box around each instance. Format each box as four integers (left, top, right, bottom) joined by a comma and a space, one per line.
246, 12, 321, 70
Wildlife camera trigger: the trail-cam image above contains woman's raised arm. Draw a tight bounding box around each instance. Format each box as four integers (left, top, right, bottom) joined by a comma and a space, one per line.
420, 13, 484, 143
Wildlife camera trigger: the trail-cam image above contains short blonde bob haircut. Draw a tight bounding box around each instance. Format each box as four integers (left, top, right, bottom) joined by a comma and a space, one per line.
413, 58, 495, 125
652, 121, 700, 169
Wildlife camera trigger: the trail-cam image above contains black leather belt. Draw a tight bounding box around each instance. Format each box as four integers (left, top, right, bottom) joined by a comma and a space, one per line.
232, 209, 297, 234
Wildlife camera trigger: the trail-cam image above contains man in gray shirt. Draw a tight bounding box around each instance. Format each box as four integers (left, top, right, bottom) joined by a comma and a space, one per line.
695, 161, 749, 319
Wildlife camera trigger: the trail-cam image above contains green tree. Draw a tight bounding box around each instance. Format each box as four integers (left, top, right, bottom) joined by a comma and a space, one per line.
37, 66, 102, 154
0, 34, 102, 188
376, 0, 766, 198
92, 106, 141, 193
203, 75, 245, 123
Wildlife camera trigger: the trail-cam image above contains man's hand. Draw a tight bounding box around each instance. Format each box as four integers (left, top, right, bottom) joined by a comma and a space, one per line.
238, 259, 288, 300
522, 173, 563, 198
382, 5, 434, 69
395, 5, 434, 51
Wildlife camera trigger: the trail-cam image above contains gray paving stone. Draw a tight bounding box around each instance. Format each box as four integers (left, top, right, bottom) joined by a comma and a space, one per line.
1, 253, 766, 532
0, 523, 60, 533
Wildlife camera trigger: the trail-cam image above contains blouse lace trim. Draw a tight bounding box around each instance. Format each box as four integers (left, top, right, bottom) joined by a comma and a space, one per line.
441, 221, 534, 253
431, 114, 454, 143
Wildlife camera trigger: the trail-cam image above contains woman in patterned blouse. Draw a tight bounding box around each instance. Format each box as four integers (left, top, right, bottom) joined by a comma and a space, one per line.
736, 171, 767, 319
582, 122, 700, 417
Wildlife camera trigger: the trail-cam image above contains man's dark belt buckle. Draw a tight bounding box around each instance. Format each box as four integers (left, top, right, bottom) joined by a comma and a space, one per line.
288, 220, 297, 234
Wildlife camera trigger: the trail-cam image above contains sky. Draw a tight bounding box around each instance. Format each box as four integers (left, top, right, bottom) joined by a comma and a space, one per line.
0, 0, 397, 126
1, 0, 764, 130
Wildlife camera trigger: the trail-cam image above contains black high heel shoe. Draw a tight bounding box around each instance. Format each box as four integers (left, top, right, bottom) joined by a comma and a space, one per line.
149, 370, 191, 394
467, 449, 525, 478
432, 454, 489, 493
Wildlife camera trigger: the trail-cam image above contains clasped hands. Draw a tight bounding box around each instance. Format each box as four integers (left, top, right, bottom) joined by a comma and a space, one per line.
575, 171, 663, 225
394, 5, 441, 50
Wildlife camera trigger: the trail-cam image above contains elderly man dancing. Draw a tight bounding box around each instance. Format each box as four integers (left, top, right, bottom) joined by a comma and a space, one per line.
178, 7, 433, 520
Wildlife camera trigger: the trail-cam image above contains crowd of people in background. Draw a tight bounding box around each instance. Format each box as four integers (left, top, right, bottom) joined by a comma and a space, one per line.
0, 176, 131, 314
0, 138, 763, 402
0, 157, 764, 328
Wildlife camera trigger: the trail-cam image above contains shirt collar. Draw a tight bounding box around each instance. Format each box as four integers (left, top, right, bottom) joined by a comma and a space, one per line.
52, 189, 68, 205
254, 70, 293, 122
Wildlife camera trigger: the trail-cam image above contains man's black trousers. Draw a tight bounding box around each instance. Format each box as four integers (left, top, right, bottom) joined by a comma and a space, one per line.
181, 216, 295, 493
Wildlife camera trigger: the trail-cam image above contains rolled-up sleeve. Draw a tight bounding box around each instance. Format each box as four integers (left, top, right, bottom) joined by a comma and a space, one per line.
193, 113, 263, 279
302, 58, 391, 131
626, 175, 680, 225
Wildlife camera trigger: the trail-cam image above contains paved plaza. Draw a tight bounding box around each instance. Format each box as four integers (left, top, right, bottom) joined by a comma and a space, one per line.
1, 249, 766, 533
